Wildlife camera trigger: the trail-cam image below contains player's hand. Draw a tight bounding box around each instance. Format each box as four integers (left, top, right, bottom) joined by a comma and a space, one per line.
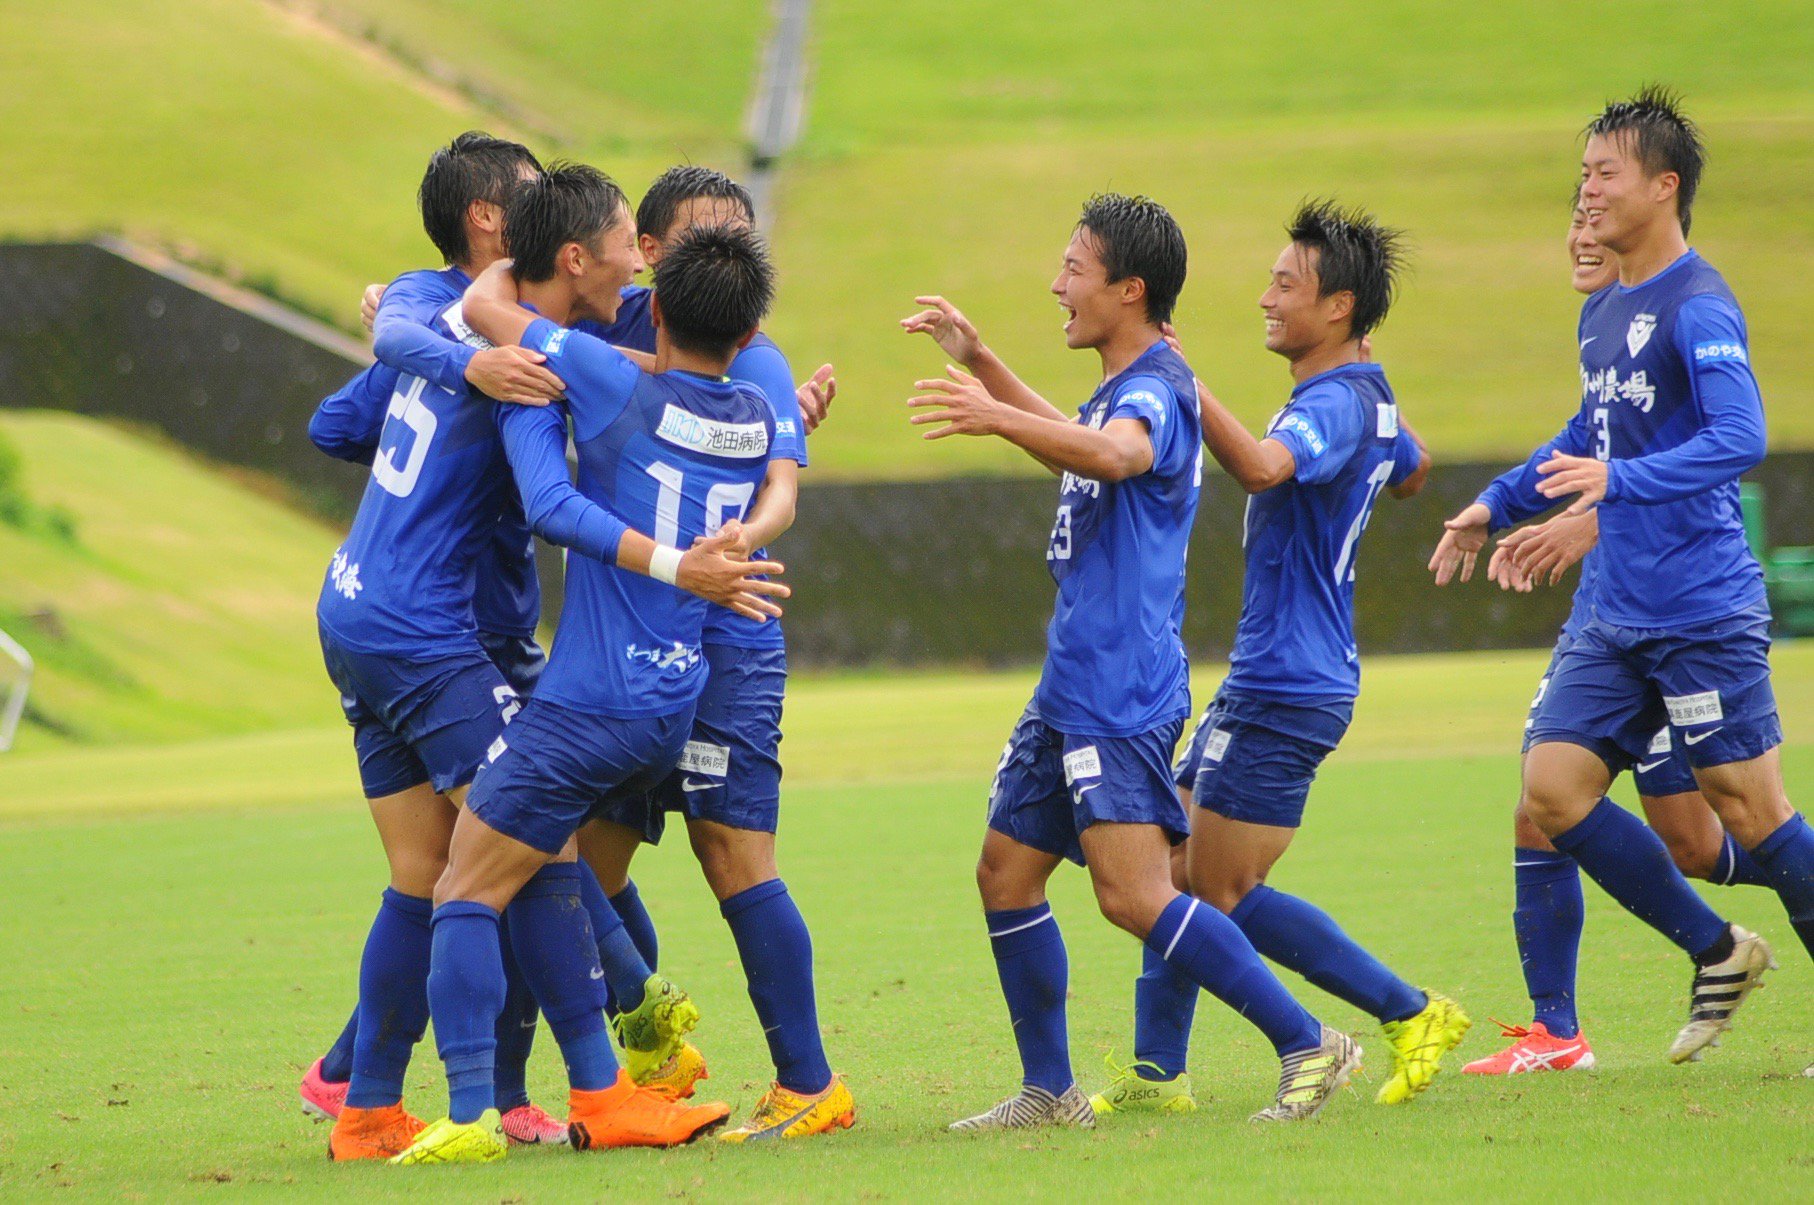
908, 365, 1009, 439
678, 521, 790, 622
797, 363, 836, 434
1428, 502, 1492, 585
1358, 334, 1373, 363
465, 345, 566, 405
360, 283, 385, 333
1486, 528, 1538, 593
901, 296, 983, 366
1536, 453, 1608, 516
1507, 509, 1599, 589
1159, 321, 1184, 355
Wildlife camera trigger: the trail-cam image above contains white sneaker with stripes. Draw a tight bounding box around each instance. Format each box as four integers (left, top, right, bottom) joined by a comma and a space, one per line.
948, 1084, 1096, 1132
1668, 924, 1775, 1065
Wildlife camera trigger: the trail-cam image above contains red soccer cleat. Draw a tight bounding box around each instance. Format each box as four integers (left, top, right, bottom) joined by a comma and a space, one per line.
1462, 1020, 1595, 1075
501, 1102, 568, 1146
300, 1057, 348, 1122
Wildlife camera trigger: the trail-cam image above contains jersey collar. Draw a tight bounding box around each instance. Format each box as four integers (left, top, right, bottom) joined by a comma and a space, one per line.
1613, 248, 1698, 296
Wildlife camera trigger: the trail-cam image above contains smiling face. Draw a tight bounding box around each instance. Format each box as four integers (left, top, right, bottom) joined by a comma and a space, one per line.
1258, 242, 1349, 361
1578, 131, 1678, 256
1049, 228, 1125, 350
1567, 201, 1616, 294
571, 202, 645, 323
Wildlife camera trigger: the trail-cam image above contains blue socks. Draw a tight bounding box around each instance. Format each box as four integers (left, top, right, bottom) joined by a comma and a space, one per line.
427, 901, 506, 1124
1513, 847, 1584, 1037
723, 879, 833, 1095
986, 905, 1073, 1094
578, 863, 651, 1014
1751, 812, 1814, 961
319, 1007, 358, 1084
492, 923, 539, 1113
1552, 797, 1729, 960
1147, 894, 1322, 1056
1229, 885, 1426, 1024
506, 863, 619, 1092
346, 888, 433, 1110
1712, 832, 1770, 887
1133, 944, 1196, 1079
611, 880, 659, 971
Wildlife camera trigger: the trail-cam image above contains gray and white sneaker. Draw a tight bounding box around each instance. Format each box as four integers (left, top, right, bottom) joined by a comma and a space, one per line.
1250, 1026, 1361, 1123
1668, 924, 1775, 1065
949, 1084, 1096, 1132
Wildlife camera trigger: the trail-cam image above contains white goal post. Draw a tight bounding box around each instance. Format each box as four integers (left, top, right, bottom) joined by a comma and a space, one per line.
0, 626, 32, 753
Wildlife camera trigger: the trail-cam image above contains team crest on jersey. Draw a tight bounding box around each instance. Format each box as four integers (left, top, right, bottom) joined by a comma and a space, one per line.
626, 640, 702, 676
1626, 312, 1658, 358
655, 404, 770, 459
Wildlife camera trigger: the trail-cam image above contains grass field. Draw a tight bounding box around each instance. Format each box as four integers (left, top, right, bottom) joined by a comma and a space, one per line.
3, 648, 1812, 1200
3, 3, 1811, 472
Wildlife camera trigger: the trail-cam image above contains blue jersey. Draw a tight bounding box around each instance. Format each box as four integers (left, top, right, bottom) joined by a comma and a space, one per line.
1223, 363, 1421, 703
1035, 340, 1202, 737
316, 301, 520, 655
366, 266, 541, 638
499, 319, 775, 718
588, 284, 806, 650
1478, 251, 1767, 628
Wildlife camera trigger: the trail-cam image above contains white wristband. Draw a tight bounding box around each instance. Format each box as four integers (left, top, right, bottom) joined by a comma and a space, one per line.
649, 545, 685, 586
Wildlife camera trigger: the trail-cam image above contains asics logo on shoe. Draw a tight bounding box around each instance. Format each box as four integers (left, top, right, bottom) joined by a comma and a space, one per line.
1510, 1044, 1585, 1072
1683, 727, 1722, 746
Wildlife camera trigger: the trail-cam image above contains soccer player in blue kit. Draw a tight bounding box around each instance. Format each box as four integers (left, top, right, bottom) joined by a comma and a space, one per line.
301, 130, 575, 1148
1460, 187, 1774, 1076
307, 157, 780, 1161
903, 194, 1358, 1128
1091, 201, 1470, 1116
570, 166, 852, 1138
391, 169, 785, 1164
1432, 88, 1813, 1065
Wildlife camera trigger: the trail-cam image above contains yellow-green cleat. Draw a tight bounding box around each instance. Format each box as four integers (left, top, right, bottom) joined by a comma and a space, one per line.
611, 973, 701, 1064
388, 1109, 507, 1165
1376, 990, 1471, 1104
1088, 1053, 1197, 1116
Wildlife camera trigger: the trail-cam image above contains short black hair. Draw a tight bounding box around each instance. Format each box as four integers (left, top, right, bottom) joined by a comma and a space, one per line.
636, 165, 755, 245
1075, 193, 1187, 325
1584, 85, 1702, 234
503, 162, 630, 283
653, 224, 775, 358
418, 131, 542, 265
1286, 199, 1404, 340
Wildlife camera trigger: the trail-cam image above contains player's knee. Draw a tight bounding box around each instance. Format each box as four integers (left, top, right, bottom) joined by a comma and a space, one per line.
1195, 873, 1261, 915
1513, 800, 1553, 850
688, 825, 777, 901
387, 847, 448, 897
1091, 879, 1165, 939
1661, 831, 1721, 880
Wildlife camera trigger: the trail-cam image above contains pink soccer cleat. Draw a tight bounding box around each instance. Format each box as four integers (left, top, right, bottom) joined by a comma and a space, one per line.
501, 1102, 568, 1145
300, 1057, 348, 1121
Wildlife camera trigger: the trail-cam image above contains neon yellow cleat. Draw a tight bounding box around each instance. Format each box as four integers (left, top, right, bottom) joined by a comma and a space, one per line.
1376, 991, 1471, 1104
1088, 1053, 1197, 1116
388, 1109, 507, 1165
629, 1040, 709, 1098
719, 1075, 856, 1143
611, 974, 700, 1064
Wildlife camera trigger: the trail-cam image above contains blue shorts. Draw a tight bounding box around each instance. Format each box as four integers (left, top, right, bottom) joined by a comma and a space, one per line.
1523, 630, 1698, 797
649, 643, 787, 834
986, 699, 1188, 866
1529, 602, 1781, 775
479, 630, 547, 699
1176, 689, 1352, 829
466, 697, 694, 856
320, 628, 517, 798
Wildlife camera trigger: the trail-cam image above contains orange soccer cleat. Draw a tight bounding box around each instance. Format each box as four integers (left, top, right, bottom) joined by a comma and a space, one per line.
566, 1071, 731, 1150
1462, 1021, 1595, 1075
328, 1102, 427, 1161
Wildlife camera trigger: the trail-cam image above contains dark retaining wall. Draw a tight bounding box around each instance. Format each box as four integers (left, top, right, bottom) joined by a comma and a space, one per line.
4, 241, 1809, 668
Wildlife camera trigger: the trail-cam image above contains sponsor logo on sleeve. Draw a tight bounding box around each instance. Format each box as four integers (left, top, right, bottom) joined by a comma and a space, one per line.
655, 404, 771, 459
1118, 389, 1165, 425
1664, 690, 1724, 727
677, 740, 730, 777
1204, 729, 1232, 763
1376, 403, 1399, 438
538, 325, 571, 356
441, 301, 496, 351
1692, 340, 1749, 364
1276, 413, 1326, 457
1062, 745, 1103, 784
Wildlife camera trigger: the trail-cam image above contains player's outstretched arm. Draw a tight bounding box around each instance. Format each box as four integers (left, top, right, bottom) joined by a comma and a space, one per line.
1193, 377, 1295, 493
1428, 503, 1491, 586
909, 366, 1153, 481
308, 366, 390, 465
901, 296, 1068, 422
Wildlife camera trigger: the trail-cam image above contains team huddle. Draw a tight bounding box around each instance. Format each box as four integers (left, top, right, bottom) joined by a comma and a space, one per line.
296, 85, 1811, 1164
